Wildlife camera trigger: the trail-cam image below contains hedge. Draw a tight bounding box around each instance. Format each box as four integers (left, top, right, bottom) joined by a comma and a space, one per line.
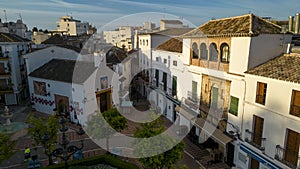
42, 154, 139, 169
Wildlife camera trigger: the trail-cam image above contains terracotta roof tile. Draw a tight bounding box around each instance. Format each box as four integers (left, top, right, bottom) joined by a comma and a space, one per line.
245, 53, 300, 84
0, 32, 30, 42
156, 38, 183, 53
184, 14, 282, 37
29, 59, 96, 84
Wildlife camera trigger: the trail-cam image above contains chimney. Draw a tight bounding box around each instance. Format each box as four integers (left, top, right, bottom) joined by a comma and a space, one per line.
288, 16, 294, 32
295, 13, 300, 34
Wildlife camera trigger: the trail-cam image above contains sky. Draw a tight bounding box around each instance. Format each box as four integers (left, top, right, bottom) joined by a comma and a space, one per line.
0, 0, 299, 31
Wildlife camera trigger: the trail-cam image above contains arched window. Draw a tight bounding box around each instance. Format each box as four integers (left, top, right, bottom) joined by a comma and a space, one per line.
220, 43, 230, 63
143, 40, 145, 46
200, 43, 208, 60
209, 43, 218, 61
192, 42, 199, 59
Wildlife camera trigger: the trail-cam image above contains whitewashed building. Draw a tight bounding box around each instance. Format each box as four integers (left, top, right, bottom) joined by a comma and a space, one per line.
0, 32, 31, 105
56, 16, 90, 36
236, 53, 300, 169
103, 26, 135, 51
149, 14, 292, 168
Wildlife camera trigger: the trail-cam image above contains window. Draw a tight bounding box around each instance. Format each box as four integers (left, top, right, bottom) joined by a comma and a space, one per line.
220, 43, 230, 63
173, 60, 177, 66
143, 40, 145, 46
162, 72, 167, 91
192, 81, 198, 100
192, 42, 199, 59
172, 76, 177, 96
156, 57, 159, 61
209, 43, 218, 61
255, 82, 267, 105
200, 43, 208, 60
155, 69, 159, 87
140, 40, 142, 45
33, 81, 47, 96
163, 58, 167, 64
146, 40, 149, 46
290, 90, 300, 117
229, 96, 239, 116
284, 129, 300, 166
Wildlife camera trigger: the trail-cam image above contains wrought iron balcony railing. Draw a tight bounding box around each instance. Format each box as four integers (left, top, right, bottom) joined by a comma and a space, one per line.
245, 129, 266, 151
275, 145, 300, 169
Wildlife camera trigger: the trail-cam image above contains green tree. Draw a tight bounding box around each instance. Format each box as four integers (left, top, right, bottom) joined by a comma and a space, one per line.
133, 118, 185, 169
85, 108, 127, 152
0, 132, 15, 162
26, 113, 60, 165
32, 27, 38, 32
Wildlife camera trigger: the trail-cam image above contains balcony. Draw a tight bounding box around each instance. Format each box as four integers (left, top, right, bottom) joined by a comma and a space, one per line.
275, 145, 300, 169
119, 86, 129, 98
0, 71, 11, 77
245, 129, 266, 151
149, 81, 180, 105
0, 86, 13, 94
0, 53, 9, 60
182, 97, 200, 112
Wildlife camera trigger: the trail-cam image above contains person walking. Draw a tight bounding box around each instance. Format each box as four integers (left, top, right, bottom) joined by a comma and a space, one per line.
24, 147, 31, 162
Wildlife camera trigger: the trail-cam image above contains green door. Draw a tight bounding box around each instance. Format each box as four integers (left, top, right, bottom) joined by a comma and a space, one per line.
192, 81, 197, 100
211, 87, 218, 109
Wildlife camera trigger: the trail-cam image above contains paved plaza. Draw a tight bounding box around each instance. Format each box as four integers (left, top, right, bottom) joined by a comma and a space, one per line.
0, 103, 230, 169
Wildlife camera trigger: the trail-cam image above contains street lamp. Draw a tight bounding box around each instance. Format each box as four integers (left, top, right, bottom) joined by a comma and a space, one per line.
42, 112, 85, 169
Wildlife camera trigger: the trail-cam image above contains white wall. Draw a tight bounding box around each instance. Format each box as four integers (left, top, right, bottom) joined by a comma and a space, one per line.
24, 46, 80, 74
242, 74, 300, 169
229, 37, 251, 75
248, 34, 292, 70
182, 38, 191, 65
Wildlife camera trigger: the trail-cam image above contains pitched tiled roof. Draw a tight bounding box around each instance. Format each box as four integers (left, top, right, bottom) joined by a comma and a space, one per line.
29, 59, 96, 84
184, 14, 283, 37
245, 53, 300, 84
0, 32, 31, 42
42, 34, 65, 44
156, 38, 183, 53
106, 46, 128, 65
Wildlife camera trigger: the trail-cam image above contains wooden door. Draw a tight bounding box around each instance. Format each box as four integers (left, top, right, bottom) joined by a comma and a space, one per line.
55, 94, 70, 118
253, 115, 264, 147
285, 129, 300, 166
250, 157, 259, 169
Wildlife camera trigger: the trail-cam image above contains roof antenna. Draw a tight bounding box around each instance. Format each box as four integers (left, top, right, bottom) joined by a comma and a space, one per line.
18, 13, 22, 21
3, 10, 7, 22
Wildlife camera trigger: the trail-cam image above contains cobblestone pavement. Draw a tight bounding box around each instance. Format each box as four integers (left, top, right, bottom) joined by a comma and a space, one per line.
0, 104, 229, 169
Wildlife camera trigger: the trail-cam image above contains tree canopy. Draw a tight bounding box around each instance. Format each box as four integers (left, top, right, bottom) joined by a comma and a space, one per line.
133, 118, 185, 169
26, 113, 60, 164
85, 108, 127, 151
0, 132, 15, 162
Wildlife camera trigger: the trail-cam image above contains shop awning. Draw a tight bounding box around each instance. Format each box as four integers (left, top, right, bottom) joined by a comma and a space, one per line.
240, 144, 282, 169
192, 117, 233, 145
175, 106, 198, 121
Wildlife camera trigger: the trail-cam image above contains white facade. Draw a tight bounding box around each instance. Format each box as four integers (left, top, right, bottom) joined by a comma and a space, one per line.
235, 73, 300, 169
145, 19, 293, 168
31, 31, 50, 44
0, 40, 31, 105
0, 19, 28, 38
24, 46, 80, 74
103, 26, 134, 51
56, 16, 89, 36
